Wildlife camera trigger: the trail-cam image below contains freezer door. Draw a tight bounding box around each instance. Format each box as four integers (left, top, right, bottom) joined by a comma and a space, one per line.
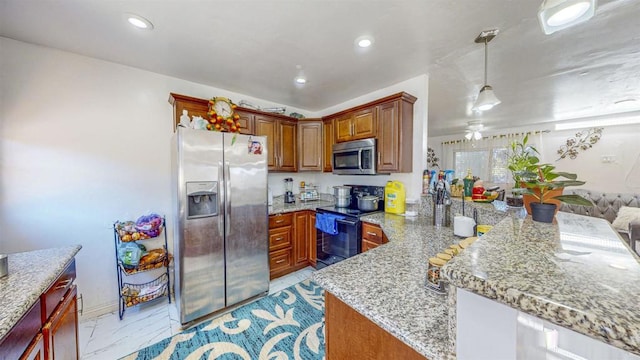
223, 133, 270, 306
175, 128, 226, 324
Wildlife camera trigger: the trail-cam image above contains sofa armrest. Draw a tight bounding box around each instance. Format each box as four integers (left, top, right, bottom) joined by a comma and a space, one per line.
630, 220, 640, 253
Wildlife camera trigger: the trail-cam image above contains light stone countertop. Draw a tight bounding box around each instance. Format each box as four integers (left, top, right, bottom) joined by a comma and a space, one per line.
443, 212, 640, 355
268, 199, 334, 215
313, 212, 460, 360
0, 245, 81, 341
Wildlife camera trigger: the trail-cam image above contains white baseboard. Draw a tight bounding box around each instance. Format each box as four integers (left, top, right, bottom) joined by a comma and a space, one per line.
80, 301, 119, 321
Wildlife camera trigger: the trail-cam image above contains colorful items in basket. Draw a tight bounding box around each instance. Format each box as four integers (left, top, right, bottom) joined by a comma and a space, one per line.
471, 180, 499, 202
116, 214, 164, 241
426, 236, 478, 293
122, 282, 166, 307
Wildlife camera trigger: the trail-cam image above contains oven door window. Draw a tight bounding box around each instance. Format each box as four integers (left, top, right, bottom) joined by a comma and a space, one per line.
317, 218, 360, 267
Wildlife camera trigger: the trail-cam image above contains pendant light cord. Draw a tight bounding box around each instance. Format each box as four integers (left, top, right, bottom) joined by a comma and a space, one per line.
484, 39, 488, 86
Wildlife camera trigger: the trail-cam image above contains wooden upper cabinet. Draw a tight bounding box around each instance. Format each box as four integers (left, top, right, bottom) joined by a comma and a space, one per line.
255, 116, 297, 172
169, 93, 209, 131
298, 120, 322, 171
352, 107, 376, 140
334, 108, 376, 143
278, 119, 298, 172
234, 109, 255, 135
254, 115, 277, 170
323, 118, 334, 172
323, 91, 416, 173
376, 94, 416, 173
335, 114, 354, 143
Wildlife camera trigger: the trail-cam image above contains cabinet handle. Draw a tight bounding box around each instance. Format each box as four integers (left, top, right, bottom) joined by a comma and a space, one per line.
275, 219, 284, 224
275, 237, 284, 241
276, 259, 286, 264
366, 231, 378, 236
378, 152, 381, 166
55, 278, 72, 290
351, 123, 354, 136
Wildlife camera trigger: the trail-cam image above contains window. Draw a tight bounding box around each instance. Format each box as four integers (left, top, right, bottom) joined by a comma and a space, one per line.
454, 147, 509, 186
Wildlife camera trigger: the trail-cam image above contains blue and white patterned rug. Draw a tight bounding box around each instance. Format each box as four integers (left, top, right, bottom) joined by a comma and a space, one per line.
121, 279, 325, 360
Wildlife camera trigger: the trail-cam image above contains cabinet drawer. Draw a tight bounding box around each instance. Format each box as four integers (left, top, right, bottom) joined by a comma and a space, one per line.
362, 223, 384, 244
362, 239, 380, 253
41, 259, 76, 323
269, 226, 292, 251
269, 213, 294, 228
269, 248, 293, 274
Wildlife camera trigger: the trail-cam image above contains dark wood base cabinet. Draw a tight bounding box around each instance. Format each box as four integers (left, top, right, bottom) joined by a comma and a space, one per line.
269, 210, 317, 280
43, 286, 78, 360
325, 292, 426, 360
1, 258, 79, 360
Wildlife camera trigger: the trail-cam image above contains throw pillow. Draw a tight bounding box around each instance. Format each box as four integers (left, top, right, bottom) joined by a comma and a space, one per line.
612, 206, 640, 232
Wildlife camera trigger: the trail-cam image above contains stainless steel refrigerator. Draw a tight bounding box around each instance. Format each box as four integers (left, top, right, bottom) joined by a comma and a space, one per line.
171, 127, 269, 325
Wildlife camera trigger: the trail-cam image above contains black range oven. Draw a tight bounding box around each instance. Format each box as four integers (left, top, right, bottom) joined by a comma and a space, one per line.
315, 185, 384, 269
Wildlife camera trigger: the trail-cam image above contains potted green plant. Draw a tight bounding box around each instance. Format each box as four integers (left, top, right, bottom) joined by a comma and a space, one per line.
513, 164, 593, 222
506, 134, 539, 207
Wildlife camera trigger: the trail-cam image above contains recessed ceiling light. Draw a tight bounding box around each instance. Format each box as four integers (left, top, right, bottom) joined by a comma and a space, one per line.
355, 35, 374, 48
126, 14, 154, 30
538, 0, 596, 35
294, 76, 307, 84
294, 65, 307, 85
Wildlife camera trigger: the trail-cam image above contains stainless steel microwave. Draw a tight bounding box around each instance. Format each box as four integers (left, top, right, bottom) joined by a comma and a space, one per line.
332, 138, 376, 175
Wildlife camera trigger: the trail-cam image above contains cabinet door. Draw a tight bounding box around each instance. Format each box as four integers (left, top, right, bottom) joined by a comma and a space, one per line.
308, 212, 317, 267
377, 100, 401, 172
278, 119, 298, 172
335, 114, 354, 143
169, 93, 209, 131
255, 116, 277, 170
294, 211, 309, 265
298, 120, 322, 171
352, 107, 376, 140
362, 239, 379, 253
323, 118, 334, 172
43, 286, 78, 360
20, 333, 44, 360
235, 109, 255, 135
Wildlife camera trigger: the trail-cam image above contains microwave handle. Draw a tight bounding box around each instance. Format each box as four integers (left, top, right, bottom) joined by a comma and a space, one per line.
358, 149, 363, 172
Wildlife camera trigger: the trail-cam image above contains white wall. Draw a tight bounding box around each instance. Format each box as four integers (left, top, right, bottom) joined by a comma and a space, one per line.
0, 37, 313, 316
428, 123, 640, 194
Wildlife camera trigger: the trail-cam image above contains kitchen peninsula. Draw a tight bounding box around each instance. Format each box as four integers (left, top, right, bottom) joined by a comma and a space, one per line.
0, 245, 82, 359
313, 210, 640, 359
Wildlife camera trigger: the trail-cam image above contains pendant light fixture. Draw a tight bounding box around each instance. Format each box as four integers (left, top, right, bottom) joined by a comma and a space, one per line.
472, 29, 501, 112
538, 0, 597, 35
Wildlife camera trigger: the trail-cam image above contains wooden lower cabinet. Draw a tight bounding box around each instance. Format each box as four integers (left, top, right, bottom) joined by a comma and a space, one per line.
43, 286, 78, 360
361, 222, 388, 252
325, 292, 426, 360
20, 333, 44, 360
1, 258, 79, 360
269, 210, 317, 279
308, 212, 317, 267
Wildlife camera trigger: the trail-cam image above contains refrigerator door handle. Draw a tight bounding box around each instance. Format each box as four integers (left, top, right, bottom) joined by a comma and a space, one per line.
225, 161, 232, 236
218, 161, 224, 238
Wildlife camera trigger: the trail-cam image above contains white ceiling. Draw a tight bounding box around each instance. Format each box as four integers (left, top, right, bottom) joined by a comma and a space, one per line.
1, 0, 639, 136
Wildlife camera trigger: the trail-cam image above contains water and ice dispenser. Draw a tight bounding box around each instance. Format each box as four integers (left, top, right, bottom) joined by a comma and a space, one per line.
186, 181, 218, 219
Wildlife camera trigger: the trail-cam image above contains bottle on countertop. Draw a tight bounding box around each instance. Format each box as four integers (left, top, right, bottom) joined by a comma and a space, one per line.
422, 170, 430, 195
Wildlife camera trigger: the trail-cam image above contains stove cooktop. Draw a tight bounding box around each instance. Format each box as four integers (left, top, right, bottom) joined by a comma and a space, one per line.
316, 205, 383, 218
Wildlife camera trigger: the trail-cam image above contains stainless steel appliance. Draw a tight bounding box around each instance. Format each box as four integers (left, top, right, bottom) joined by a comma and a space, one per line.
315, 185, 385, 268
284, 177, 295, 204
172, 128, 269, 325
332, 138, 377, 175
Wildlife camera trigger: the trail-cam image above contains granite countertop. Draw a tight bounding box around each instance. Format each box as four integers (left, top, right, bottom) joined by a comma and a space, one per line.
268, 199, 334, 215
443, 212, 640, 355
0, 245, 82, 341
313, 213, 458, 360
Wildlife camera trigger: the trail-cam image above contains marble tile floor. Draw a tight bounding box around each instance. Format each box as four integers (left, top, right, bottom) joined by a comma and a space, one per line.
79, 267, 314, 360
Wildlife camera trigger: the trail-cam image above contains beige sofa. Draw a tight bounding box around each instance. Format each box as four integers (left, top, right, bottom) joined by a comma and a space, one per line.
560, 189, 640, 255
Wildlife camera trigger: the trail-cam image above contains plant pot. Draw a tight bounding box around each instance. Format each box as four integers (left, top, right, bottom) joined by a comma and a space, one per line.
523, 187, 563, 215
530, 202, 557, 223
